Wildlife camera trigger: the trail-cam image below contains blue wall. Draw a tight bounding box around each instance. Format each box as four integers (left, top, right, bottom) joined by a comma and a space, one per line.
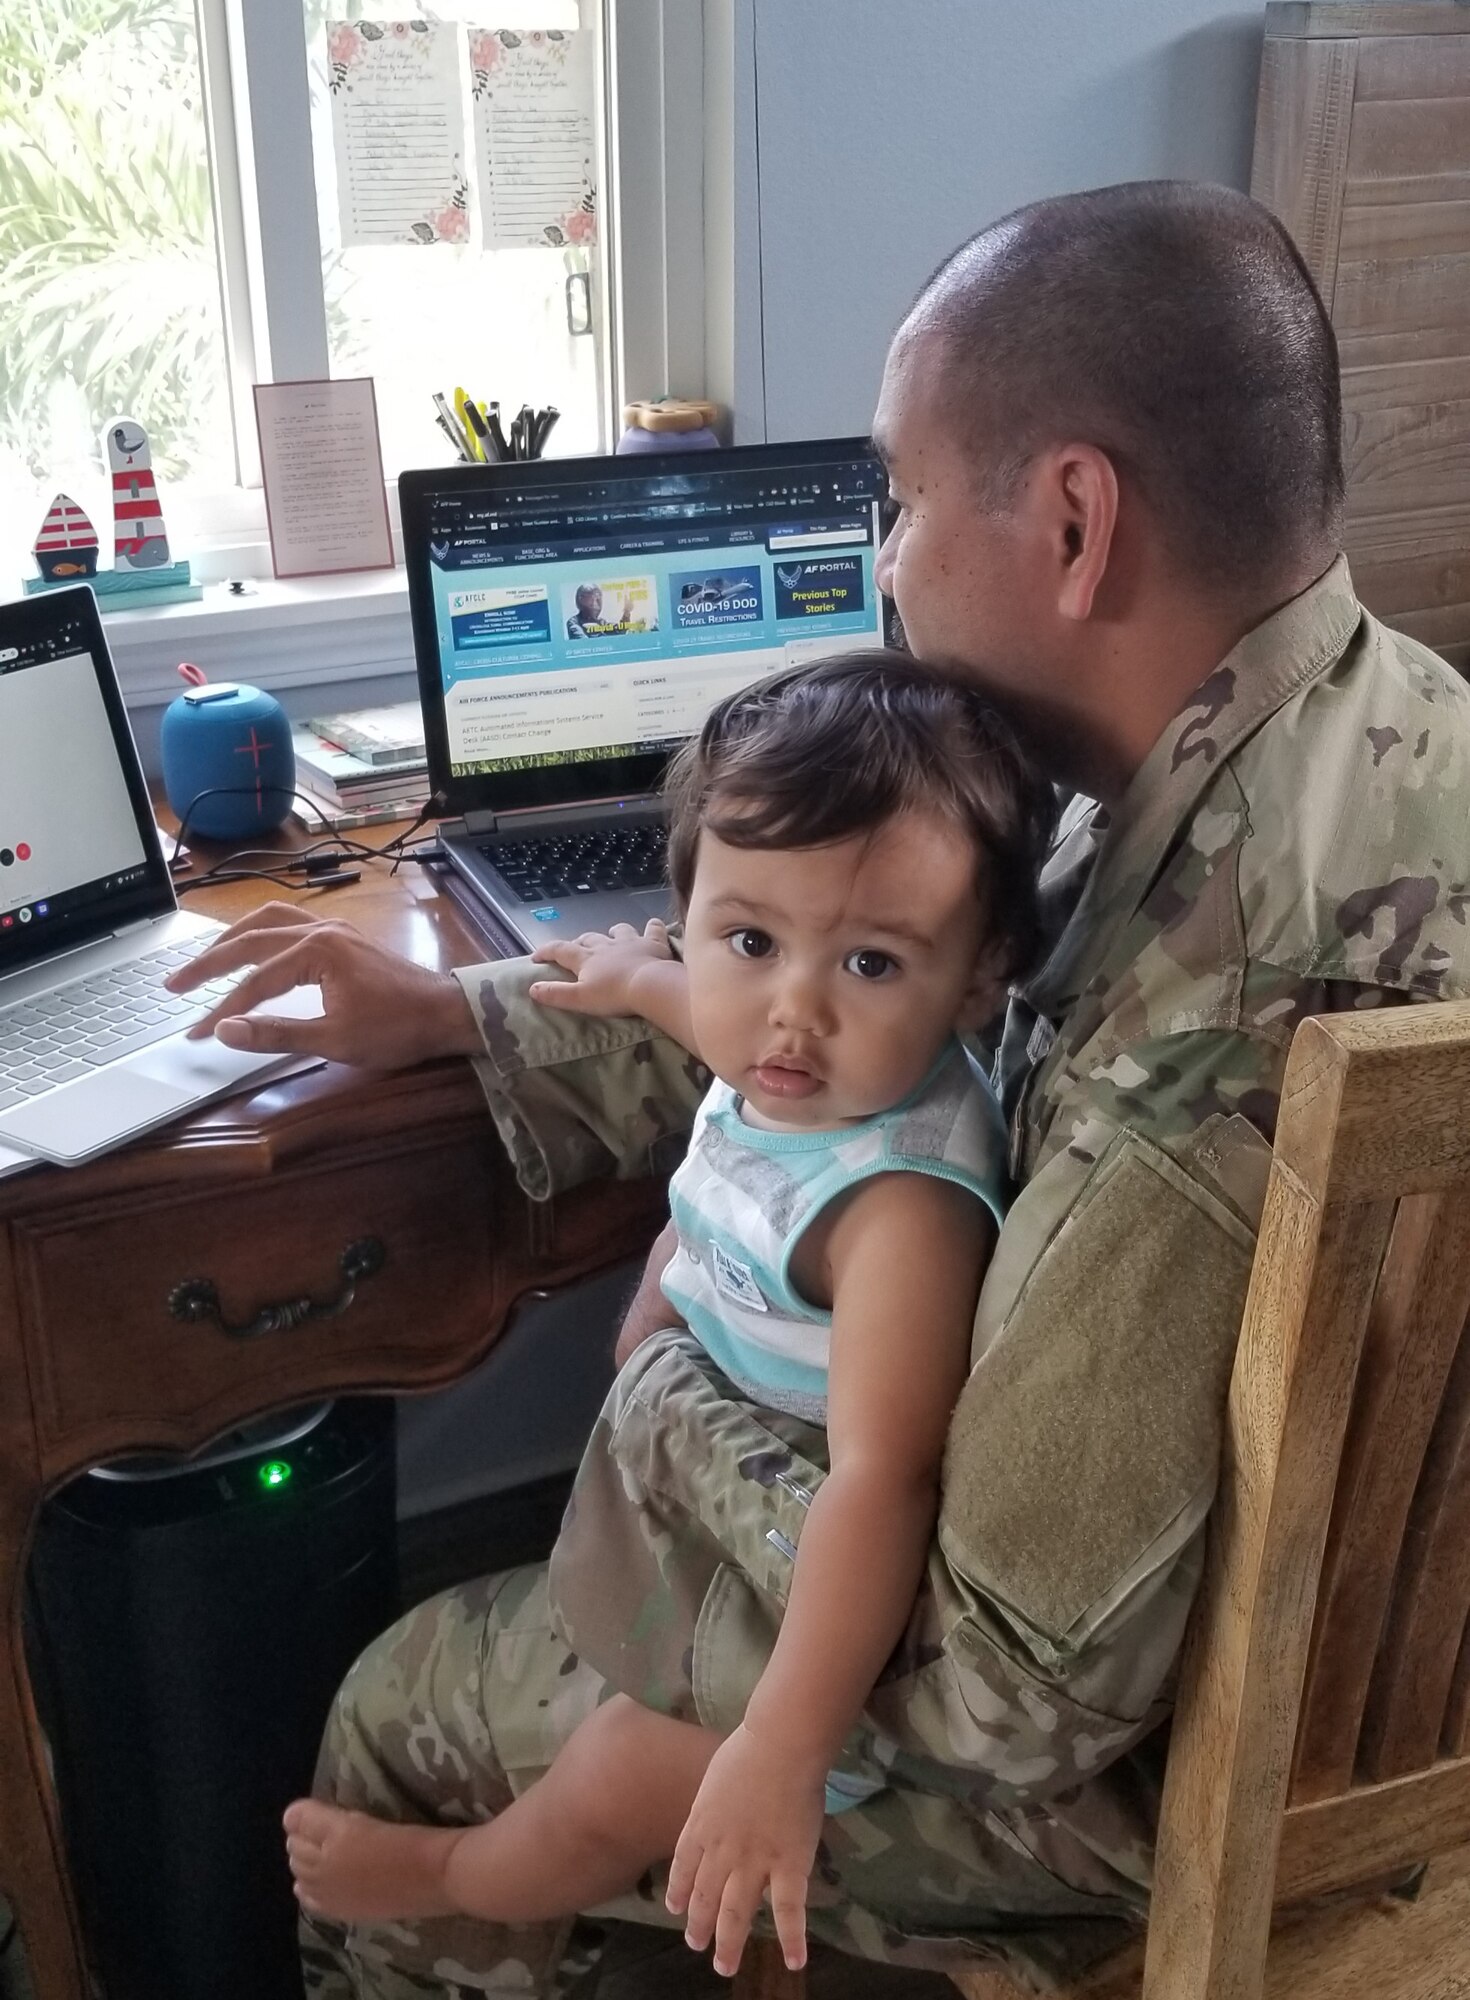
749, 0, 1265, 440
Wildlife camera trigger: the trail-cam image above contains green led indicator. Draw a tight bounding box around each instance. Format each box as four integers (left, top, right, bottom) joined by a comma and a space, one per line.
258, 1460, 293, 1491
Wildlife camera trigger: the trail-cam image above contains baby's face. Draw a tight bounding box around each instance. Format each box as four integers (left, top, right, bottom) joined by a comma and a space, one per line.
681, 810, 993, 1130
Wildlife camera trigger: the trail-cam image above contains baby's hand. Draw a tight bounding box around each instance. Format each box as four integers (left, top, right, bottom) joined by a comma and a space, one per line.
666, 1723, 825, 1977
528, 918, 675, 1018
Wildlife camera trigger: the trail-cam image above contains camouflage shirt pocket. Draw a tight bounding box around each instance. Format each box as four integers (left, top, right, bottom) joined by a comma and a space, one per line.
940, 1126, 1256, 1663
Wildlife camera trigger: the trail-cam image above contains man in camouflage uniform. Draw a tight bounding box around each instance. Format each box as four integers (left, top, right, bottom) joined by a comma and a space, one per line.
180, 183, 1470, 1995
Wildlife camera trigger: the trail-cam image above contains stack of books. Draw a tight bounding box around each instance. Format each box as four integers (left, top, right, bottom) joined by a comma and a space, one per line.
291, 702, 430, 831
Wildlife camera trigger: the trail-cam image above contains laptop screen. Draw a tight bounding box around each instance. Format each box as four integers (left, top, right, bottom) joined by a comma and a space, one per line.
400, 439, 889, 817
0, 586, 171, 975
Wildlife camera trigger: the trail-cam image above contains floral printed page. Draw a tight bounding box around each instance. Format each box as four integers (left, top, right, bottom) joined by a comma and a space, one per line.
329, 20, 469, 247
470, 27, 598, 250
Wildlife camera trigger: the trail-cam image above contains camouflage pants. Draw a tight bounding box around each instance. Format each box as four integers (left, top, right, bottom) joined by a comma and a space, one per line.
299, 1564, 1140, 1998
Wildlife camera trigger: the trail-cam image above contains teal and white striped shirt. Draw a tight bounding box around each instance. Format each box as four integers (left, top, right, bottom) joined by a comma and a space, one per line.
660, 1039, 1008, 1424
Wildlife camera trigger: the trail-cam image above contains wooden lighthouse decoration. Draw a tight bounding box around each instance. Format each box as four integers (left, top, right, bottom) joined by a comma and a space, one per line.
107, 417, 171, 570
24, 414, 199, 604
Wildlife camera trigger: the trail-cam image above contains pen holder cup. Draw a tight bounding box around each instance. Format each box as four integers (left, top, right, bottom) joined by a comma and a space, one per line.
161, 684, 296, 840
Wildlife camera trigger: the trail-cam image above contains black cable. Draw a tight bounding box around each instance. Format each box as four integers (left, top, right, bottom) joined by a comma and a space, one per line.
176, 869, 361, 896
164, 785, 443, 893
169, 785, 387, 868
386, 791, 446, 875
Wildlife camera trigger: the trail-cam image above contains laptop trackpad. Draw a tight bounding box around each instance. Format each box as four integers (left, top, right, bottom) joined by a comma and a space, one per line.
129, 1034, 293, 1092
2, 1066, 196, 1161
0, 986, 326, 1164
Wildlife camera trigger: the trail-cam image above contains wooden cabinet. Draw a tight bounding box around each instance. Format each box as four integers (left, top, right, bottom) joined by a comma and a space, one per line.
1252, 2, 1470, 672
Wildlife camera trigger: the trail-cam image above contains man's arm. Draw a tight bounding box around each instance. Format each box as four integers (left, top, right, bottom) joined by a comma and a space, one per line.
166, 907, 708, 1203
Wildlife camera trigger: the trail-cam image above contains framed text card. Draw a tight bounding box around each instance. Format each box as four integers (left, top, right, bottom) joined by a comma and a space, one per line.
253, 378, 395, 580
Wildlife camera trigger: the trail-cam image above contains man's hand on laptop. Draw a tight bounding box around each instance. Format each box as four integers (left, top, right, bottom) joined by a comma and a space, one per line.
164, 905, 482, 1070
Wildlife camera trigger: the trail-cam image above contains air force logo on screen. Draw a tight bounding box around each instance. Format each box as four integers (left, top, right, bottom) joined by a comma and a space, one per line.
773, 556, 865, 622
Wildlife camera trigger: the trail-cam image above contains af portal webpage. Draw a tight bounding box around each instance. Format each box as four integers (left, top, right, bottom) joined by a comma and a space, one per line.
424, 465, 886, 777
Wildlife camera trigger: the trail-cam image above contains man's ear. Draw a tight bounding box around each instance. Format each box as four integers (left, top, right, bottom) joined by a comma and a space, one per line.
1038, 442, 1120, 623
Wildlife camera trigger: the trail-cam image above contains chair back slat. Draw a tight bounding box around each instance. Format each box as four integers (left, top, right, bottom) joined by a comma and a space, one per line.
1140, 1178, 1394, 2000
1143, 1007, 1470, 2000
1271, 1008, 1470, 1204
1357, 1319, 1470, 1780
1289, 1191, 1470, 1802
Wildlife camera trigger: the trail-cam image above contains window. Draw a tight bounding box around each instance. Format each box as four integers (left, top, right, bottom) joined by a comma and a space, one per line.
0, 2, 236, 570
305, 1, 608, 474
1, 0, 624, 588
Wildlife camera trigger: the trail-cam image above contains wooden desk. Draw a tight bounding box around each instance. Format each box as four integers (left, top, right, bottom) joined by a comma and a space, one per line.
0, 830, 666, 1997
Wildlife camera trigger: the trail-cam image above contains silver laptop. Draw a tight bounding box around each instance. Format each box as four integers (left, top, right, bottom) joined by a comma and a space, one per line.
0, 585, 320, 1168
400, 439, 889, 950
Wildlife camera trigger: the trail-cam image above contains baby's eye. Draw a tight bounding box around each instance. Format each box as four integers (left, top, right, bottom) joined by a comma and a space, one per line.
729, 928, 774, 960
845, 948, 896, 981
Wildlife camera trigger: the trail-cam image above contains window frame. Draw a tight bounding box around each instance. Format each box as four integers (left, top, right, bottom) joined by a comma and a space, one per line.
173, 0, 704, 573
75, 0, 714, 706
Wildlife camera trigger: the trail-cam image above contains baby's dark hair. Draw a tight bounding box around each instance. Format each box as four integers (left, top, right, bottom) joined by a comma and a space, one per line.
665, 650, 1057, 981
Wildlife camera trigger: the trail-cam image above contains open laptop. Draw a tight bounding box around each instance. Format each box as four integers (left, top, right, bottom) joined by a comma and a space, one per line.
0, 585, 321, 1168
400, 439, 889, 951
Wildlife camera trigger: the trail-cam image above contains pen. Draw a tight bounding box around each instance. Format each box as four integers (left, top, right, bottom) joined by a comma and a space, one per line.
434, 409, 473, 462
533, 406, 559, 458
433, 390, 471, 457
464, 399, 492, 461
453, 386, 483, 461
486, 404, 510, 462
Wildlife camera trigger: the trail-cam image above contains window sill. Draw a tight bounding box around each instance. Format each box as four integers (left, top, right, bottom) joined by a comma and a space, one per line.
102, 566, 415, 705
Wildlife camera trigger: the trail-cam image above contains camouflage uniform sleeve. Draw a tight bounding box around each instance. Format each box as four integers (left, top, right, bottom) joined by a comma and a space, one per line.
550, 1027, 1274, 1810
452, 956, 708, 1201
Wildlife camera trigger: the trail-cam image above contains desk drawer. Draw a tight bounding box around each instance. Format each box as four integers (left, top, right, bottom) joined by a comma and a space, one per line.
16, 1140, 502, 1466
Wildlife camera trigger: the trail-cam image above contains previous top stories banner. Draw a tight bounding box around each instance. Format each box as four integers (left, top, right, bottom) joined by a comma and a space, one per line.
437, 540, 874, 687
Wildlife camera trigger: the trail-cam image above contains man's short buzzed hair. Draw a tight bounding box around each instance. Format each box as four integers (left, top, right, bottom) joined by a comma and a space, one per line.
906, 180, 1344, 595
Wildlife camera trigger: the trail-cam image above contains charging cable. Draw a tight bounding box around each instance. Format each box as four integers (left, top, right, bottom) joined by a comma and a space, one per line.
165, 786, 442, 895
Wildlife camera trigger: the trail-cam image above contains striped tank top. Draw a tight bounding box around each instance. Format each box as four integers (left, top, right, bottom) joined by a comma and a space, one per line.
660, 1039, 1007, 1423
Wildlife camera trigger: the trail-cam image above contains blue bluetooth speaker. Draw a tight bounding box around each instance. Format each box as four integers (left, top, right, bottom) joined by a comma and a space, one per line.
161, 675, 295, 840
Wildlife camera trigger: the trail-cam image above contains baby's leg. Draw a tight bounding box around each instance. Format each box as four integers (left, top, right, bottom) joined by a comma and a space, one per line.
286, 1692, 717, 1925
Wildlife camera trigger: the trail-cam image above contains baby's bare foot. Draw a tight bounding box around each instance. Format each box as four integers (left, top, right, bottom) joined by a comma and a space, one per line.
284, 1799, 463, 1923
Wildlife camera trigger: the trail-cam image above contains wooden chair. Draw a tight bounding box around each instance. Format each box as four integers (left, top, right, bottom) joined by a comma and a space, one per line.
737, 1002, 1470, 2000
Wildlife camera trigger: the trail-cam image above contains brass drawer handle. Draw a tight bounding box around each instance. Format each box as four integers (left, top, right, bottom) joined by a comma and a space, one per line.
168, 1237, 387, 1342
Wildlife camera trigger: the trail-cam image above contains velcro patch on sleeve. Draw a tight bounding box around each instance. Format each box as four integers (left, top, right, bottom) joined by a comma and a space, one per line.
941, 1131, 1254, 1649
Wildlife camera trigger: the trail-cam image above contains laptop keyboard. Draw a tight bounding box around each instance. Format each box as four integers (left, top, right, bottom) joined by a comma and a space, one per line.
0, 940, 243, 1115
481, 821, 668, 904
